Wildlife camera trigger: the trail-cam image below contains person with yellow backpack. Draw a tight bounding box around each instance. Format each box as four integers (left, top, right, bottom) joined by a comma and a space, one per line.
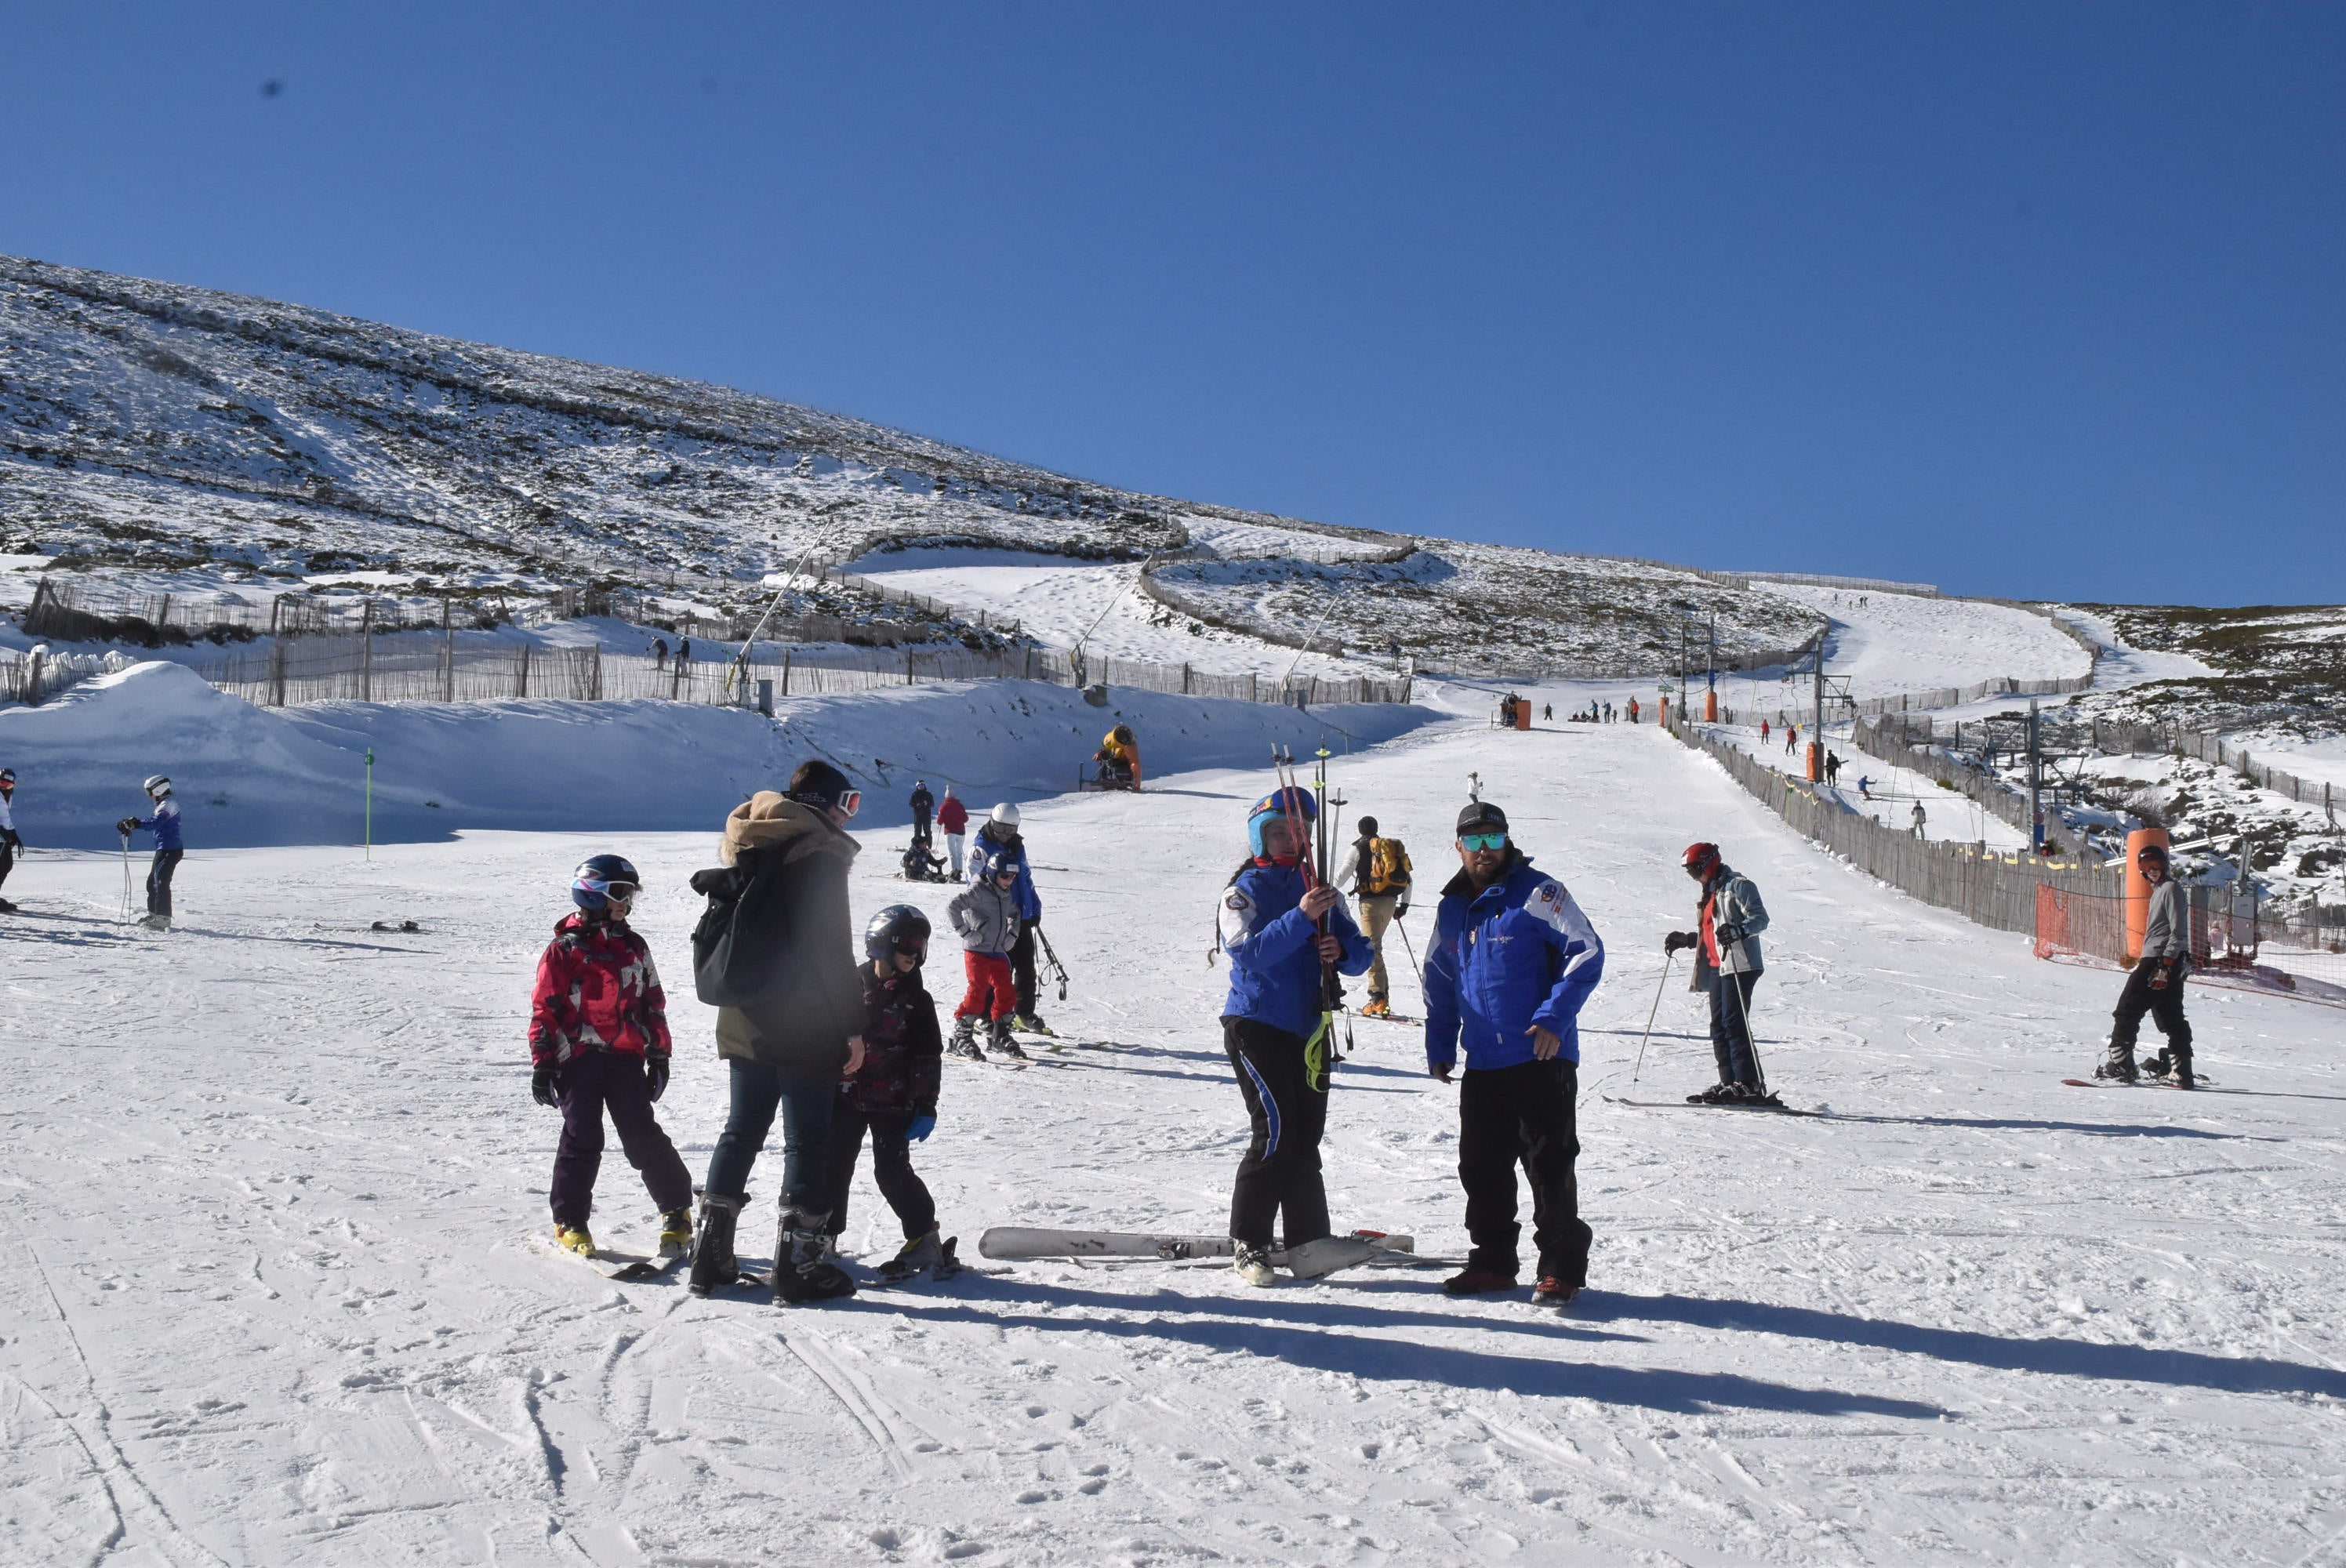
1338, 815, 1412, 1018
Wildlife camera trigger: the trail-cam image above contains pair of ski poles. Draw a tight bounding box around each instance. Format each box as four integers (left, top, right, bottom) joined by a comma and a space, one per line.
1034, 923, 1071, 1003
1629, 947, 1768, 1094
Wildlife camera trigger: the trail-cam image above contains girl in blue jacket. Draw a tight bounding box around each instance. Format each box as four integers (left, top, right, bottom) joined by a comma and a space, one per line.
1216, 787, 1373, 1285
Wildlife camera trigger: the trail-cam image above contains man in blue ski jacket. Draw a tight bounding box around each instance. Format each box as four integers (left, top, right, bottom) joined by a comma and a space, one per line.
115, 774, 183, 931
1424, 800, 1604, 1306
1217, 786, 1372, 1285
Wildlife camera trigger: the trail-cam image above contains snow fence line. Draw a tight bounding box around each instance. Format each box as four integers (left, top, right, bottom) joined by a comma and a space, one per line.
170, 636, 1412, 711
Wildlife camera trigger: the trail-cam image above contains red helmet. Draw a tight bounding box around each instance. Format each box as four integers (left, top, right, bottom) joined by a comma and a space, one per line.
1683, 842, 1722, 880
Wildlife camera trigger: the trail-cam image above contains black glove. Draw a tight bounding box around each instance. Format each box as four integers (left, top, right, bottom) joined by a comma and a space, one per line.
531, 1062, 560, 1108
1663, 931, 1697, 954
1395, 902, 1410, 920
115, 818, 138, 836
1715, 924, 1745, 946
2, 829, 19, 849
645, 1054, 670, 1102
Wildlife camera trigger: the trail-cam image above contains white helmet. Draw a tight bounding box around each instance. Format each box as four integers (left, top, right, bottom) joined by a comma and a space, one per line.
143, 775, 172, 799
990, 802, 1021, 828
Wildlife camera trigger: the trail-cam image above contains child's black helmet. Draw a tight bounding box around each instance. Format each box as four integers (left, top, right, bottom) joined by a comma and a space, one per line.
572, 854, 641, 913
865, 903, 932, 962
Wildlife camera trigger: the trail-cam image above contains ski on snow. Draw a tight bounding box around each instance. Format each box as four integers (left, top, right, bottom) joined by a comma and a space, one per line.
542, 1236, 688, 1282
1600, 1094, 1818, 1116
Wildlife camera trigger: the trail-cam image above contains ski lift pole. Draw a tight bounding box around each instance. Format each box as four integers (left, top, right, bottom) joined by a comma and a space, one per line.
364, 748, 374, 862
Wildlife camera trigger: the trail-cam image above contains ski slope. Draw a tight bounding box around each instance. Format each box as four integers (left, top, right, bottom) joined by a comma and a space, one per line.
1758, 583, 2094, 696
4, 710, 2343, 1566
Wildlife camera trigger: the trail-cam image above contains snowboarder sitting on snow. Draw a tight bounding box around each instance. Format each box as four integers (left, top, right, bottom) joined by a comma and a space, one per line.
1093, 724, 1140, 789
968, 804, 1051, 1036
823, 905, 950, 1275
528, 855, 694, 1262
937, 786, 969, 879
1423, 800, 1604, 1307
0, 767, 20, 913
1335, 815, 1411, 1018
115, 775, 183, 931
2101, 841, 2195, 1087
948, 860, 1028, 1062
1217, 787, 1373, 1287
688, 763, 869, 1305
1663, 842, 1774, 1105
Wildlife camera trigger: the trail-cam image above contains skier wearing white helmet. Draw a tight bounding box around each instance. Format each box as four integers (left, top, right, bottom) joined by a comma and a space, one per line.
115, 775, 183, 931
966, 802, 1049, 1035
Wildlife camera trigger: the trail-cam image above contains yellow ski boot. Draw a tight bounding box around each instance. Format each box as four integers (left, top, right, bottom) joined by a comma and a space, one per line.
554, 1223, 595, 1258
657, 1207, 693, 1258
1361, 995, 1392, 1019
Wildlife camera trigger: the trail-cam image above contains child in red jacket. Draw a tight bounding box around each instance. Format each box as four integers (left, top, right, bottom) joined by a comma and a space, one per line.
530, 855, 694, 1258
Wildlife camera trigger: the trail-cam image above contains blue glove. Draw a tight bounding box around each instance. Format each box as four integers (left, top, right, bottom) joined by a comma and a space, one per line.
907, 1114, 936, 1143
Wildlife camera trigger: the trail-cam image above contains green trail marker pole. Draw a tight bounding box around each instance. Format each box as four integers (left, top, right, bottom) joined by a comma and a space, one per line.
365, 748, 375, 861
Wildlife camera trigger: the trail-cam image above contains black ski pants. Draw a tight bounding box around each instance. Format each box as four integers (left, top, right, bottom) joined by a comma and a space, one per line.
1011, 917, 1040, 1017
705, 1058, 835, 1219
1223, 1015, 1331, 1250
147, 848, 183, 919
821, 1094, 937, 1243
2111, 960, 2192, 1058
549, 1051, 693, 1227
913, 809, 932, 848
1707, 969, 1763, 1087
1457, 1057, 1592, 1286
0, 837, 14, 894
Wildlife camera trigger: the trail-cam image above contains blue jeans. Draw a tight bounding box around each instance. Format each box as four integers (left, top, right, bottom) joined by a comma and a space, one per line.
1708, 970, 1763, 1087
705, 1058, 836, 1218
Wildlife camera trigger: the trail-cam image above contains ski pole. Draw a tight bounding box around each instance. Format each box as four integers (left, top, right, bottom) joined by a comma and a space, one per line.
1726, 963, 1767, 1095
118, 830, 134, 927
1035, 924, 1070, 1002
1630, 950, 1676, 1091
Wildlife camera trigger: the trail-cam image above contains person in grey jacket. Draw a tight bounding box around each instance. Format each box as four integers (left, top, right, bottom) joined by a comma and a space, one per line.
946, 862, 1027, 1061
1663, 842, 1777, 1105
2101, 841, 2195, 1087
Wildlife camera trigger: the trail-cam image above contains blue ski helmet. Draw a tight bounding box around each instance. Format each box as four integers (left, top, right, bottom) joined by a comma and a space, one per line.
572, 853, 641, 913
1246, 787, 1316, 858
864, 903, 932, 962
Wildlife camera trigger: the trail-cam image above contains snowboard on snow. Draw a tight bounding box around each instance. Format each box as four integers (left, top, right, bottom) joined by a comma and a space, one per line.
979, 1227, 1413, 1278
2061, 1076, 2214, 1091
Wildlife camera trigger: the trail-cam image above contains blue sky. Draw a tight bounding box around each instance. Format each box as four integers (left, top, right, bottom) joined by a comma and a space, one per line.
3, 2, 2339, 604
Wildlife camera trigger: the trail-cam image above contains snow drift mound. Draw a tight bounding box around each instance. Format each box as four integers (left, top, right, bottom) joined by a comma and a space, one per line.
0, 662, 1436, 848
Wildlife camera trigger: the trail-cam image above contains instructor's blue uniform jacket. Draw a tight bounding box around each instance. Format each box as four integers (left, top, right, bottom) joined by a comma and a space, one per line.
1425, 854, 1605, 1071
1218, 861, 1372, 1039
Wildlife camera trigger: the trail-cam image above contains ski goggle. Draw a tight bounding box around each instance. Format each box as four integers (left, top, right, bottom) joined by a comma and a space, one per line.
575, 877, 640, 903
1459, 831, 1508, 852
837, 789, 862, 818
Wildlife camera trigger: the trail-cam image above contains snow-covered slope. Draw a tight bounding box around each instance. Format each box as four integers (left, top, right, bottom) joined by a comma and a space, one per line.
0, 659, 1433, 850
3, 717, 2340, 1566
1759, 582, 2092, 694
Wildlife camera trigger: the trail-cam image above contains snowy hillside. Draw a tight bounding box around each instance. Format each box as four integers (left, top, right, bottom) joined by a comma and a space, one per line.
5, 713, 2343, 1566
3, 255, 1834, 675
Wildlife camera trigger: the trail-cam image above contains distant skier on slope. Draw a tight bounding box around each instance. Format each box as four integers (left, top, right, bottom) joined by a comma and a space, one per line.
936, 786, 969, 879
1423, 800, 1603, 1308
968, 804, 1051, 1035
115, 775, 182, 931
1663, 842, 1777, 1106
1335, 815, 1411, 1018
687, 762, 868, 1305
529, 855, 693, 1263
908, 780, 935, 851
2100, 841, 2195, 1088
823, 906, 952, 1274
1911, 801, 1928, 839
1217, 787, 1372, 1285
0, 768, 20, 913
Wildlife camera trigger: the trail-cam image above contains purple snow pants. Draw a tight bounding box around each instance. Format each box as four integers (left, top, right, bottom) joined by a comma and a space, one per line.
550, 1051, 694, 1226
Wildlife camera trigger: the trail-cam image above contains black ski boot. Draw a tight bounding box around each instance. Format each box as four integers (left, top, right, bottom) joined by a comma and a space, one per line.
1687, 1082, 1748, 1105
949, 1016, 986, 1062
990, 1018, 1027, 1061
2172, 1047, 2195, 1091
772, 1210, 856, 1305
2093, 1040, 2139, 1084
688, 1192, 742, 1298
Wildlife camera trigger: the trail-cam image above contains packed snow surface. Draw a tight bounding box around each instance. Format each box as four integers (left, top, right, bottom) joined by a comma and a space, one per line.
3, 709, 2342, 1566
1759, 583, 2094, 695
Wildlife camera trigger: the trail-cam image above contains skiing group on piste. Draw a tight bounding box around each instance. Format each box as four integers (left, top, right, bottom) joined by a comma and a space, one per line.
0, 696, 2206, 1312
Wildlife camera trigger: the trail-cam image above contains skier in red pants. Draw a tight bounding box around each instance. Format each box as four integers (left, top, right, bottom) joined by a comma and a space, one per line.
947, 860, 1026, 1061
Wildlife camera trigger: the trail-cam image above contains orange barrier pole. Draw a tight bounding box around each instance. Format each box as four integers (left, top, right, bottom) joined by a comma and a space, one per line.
2122, 826, 2170, 964
1806, 740, 1823, 783
1704, 689, 1719, 723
